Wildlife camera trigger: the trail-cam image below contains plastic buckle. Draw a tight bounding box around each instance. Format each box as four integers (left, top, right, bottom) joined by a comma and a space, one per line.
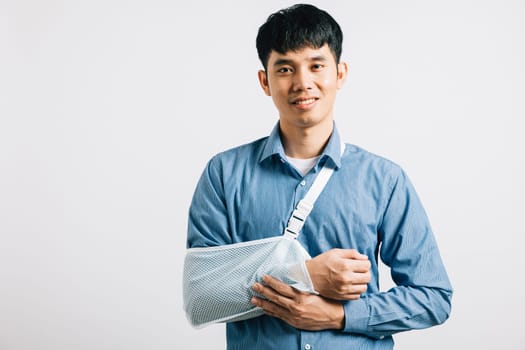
287, 217, 303, 233
284, 228, 299, 239
293, 200, 312, 221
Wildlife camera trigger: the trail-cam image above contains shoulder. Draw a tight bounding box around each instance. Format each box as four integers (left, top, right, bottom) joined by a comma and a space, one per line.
207, 136, 269, 173
343, 143, 403, 179
339, 143, 410, 207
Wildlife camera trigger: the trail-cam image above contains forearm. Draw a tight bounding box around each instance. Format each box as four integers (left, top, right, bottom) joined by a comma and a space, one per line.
183, 237, 317, 327
341, 285, 452, 338
341, 168, 454, 338
182, 245, 265, 327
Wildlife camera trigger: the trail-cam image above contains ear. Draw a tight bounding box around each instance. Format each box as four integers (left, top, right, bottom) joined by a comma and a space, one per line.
336, 61, 349, 89
258, 70, 272, 96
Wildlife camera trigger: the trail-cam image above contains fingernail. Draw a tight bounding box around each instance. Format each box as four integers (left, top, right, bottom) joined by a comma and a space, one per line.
250, 297, 258, 305
252, 283, 260, 292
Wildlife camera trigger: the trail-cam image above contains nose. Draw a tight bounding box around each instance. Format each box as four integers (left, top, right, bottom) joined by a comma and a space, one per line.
292, 67, 313, 92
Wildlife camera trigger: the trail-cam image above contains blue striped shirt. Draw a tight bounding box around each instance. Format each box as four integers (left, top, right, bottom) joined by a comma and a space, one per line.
187, 123, 452, 350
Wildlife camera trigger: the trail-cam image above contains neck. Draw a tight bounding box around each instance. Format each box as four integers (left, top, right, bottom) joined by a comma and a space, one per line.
279, 119, 334, 159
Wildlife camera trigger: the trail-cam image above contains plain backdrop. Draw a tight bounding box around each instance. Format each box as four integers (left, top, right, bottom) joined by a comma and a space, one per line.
1, 0, 524, 349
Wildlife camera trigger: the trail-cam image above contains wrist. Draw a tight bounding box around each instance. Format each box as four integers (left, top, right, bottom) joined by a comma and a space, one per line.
336, 304, 345, 330
305, 259, 318, 290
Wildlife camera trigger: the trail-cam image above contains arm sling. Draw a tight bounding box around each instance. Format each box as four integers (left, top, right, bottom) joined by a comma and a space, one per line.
183, 145, 343, 328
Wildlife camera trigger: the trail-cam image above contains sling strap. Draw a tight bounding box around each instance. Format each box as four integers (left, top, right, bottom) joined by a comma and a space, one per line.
283, 142, 345, 239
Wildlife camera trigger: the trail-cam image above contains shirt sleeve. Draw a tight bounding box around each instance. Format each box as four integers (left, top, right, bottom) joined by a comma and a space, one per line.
187, 156, 232, 248
342, 168, 453, 339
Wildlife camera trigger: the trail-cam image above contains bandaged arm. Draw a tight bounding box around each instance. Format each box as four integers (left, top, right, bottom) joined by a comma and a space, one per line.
184, 157, 317, 328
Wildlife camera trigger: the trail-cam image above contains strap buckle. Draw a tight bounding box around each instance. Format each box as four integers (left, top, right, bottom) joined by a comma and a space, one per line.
284, 200, 313, 238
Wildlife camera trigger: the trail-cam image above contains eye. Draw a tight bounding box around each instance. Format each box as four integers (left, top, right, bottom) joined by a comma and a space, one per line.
277, 67, 293, 74
312, 64, 324, 71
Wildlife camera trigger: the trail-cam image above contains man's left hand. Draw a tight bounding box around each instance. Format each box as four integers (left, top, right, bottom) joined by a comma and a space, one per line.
251, 275, 345, 331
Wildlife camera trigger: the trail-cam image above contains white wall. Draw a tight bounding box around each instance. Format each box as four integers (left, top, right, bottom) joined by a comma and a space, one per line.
1, 0, 524, 349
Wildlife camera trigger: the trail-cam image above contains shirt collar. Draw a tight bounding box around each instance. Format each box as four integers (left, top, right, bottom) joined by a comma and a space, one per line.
259, 122, 343, 169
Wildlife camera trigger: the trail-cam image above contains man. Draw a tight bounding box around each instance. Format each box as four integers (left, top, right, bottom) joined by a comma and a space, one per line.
185, 4, 452, 349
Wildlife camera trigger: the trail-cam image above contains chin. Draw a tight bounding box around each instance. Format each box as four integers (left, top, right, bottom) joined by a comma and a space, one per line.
295, 118, 325, 129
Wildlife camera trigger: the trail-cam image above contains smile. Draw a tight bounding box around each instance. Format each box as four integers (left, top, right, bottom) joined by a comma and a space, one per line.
293, 98, 317, 105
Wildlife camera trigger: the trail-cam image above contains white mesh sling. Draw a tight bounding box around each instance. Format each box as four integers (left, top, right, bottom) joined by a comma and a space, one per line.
183, 146, 343, 328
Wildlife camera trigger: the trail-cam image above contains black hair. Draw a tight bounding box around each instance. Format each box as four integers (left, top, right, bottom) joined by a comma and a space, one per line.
256, 4, 343, 70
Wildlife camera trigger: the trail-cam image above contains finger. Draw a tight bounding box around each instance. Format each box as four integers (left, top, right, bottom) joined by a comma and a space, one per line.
261, 275, 298, 298
340, 293, 364, 301
252, 281, 291, 308
338, 249, 369, 260
251, 294, 289, 319
329, 284, 368, 300
343, 259, 371, 273
348, 271, 371, 284
345, 283, 368, 294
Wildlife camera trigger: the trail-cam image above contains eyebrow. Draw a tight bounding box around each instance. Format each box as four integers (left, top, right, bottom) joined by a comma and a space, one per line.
272, 55, 329, 67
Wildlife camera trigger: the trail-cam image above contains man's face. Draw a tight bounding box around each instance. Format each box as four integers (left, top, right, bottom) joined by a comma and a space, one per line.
258, 44, 347, 132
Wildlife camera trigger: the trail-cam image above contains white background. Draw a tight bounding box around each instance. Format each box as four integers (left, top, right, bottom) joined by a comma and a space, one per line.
1, 0, 524, 349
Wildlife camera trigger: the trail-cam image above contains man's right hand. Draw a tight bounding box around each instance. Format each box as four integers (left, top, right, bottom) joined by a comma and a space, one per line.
305, 249, 371, 301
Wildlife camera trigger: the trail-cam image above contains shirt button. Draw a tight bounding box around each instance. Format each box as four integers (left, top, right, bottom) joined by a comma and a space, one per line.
300, 180, 306, 186
280, 158, 285, 163
379, 336, 385, 340
304, 345, 311, 350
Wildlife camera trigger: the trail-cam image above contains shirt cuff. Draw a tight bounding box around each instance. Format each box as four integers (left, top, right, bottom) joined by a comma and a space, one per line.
342, 297, 369, 334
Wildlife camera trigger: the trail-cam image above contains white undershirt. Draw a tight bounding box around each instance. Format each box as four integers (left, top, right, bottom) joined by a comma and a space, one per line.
286, 155, 321, 176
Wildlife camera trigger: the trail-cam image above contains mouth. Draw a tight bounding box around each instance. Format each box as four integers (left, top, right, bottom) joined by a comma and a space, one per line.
291, 97, 319, 109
